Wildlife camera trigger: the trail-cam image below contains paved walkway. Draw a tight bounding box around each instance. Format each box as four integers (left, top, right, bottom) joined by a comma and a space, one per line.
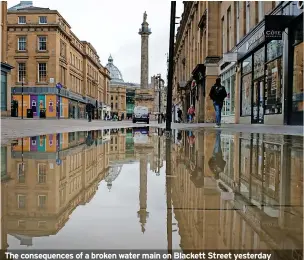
157, 122, 304, 136
1, 118, 303, 145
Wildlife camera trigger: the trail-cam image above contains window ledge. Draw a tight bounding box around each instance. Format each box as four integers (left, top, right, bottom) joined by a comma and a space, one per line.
36, 82, 49, 85
16, 50, 27, 53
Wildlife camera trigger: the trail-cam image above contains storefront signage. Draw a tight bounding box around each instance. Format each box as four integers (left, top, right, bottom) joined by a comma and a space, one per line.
264, 15, 295, 41
223, 52, 238, 62
246, 30, 264, 52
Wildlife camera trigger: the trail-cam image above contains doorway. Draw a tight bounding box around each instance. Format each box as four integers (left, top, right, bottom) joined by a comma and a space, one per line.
252, 78, 264, 124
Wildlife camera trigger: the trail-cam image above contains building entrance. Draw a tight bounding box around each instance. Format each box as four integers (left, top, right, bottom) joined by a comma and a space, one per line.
252, 78, 264, 124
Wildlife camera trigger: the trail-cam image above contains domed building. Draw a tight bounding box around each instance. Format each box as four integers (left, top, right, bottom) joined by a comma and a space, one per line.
106, 55, 124, 84
105, 55, 155, 119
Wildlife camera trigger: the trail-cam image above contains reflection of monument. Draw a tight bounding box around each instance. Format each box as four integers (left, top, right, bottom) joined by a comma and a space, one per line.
137, 156, 149, 233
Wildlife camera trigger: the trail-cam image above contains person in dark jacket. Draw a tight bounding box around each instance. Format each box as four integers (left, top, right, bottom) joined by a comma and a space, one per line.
177, 108, 183, 123
86, 101, 93, 122
208, 130, 226, 180
209, 78, 227, 127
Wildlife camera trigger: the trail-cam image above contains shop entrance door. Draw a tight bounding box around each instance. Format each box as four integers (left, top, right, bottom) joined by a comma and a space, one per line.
252, 78, 264, 124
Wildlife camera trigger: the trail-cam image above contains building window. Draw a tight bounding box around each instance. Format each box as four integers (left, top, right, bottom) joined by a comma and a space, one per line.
38, 195, 47, 208
17, 194, 26, 209
246, 1, 250, 33
292, 42, 304, 113
38, 36, 47, 51
227, 7, 232, 50
18, 63, 26, 83
38, 221, 47, 229
38, 164, 47, 183
1, 72, 7, 111
17, 163, 25, 183
18, 220, 26, 228
18, 16, 26, 24
39, 16, 47, 24
258, 2, 264, 22
38, 63, 47, 82
241, 56, 252, 116
235, 2, 240, 44
60, 40, 66, 58
18, 37, 26, 51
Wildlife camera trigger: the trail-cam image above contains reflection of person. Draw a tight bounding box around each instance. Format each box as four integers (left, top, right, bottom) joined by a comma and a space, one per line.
208, 130, 226, 179
86, 131, 94, 146
187, 131, 195, 147
177, 108, 183, 123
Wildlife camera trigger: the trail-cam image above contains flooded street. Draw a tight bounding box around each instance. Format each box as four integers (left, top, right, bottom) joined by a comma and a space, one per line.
1, 128, 303, 256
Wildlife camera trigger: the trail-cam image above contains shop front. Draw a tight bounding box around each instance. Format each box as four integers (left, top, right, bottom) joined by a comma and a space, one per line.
285, 13, 303, 125
238, 24, 285, 125
219, 63, 236, 123
238, 2, 303, 125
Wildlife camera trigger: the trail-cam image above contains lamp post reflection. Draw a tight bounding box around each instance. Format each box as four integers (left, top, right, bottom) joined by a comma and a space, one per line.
21, 138, 24, 173
166, 136, 172, 255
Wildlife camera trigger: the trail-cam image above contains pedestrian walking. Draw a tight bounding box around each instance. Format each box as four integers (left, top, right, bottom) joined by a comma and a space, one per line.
86, 101, 93, 122
187, 105, 195, 123
209, 78, 227, 127
177, 108, 183, 123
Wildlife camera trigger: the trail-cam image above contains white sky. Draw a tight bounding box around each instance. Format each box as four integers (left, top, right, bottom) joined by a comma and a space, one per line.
8, 0, 184, 84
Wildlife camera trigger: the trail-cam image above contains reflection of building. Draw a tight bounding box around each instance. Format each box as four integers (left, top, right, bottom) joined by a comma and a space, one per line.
173, 2, 303, 125
7, 1, 110, 119
2, 130, 110, 247
171, 130, 303, 252
150, 132, 165, 173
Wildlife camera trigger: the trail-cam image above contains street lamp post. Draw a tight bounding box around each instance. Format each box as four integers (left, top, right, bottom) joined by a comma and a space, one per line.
165, 1, 176, 133
158, 77, 161, 124
56, 83, 62, 120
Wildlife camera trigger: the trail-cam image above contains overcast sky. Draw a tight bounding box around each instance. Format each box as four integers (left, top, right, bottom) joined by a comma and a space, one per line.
8, 0, 184, 84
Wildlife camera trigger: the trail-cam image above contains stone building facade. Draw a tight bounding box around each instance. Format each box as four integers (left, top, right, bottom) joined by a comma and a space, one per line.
1, 1, 14, 116
6, 1, 110, 119
173, 1, 303, 125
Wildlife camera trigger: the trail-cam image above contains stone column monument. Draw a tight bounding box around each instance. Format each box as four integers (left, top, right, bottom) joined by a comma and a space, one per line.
138, 11, 151, 89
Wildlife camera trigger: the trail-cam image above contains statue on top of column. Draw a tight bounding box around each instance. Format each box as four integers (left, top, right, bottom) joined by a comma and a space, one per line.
143, 11, 147, 22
